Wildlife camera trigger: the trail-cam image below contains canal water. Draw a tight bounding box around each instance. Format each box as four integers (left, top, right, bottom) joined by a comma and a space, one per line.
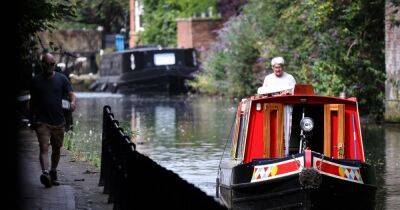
73, 93, 399, 209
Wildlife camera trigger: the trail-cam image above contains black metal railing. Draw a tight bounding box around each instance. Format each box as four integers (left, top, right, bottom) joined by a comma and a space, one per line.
99, 105, 227, 210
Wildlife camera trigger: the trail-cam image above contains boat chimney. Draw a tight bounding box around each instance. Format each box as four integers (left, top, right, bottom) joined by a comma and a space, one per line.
340, 91, 346, 98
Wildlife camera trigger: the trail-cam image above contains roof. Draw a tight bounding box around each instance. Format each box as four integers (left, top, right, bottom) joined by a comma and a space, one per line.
249, 84, 358, 105
250, 95, 358, 106
110, 47, 195, 54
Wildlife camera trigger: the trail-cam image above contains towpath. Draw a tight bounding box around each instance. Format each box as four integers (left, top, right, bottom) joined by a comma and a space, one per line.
17, 127, 112, 210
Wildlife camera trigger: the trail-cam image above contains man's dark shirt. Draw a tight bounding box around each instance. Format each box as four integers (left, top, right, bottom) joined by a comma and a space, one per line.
30, 72, 73, 126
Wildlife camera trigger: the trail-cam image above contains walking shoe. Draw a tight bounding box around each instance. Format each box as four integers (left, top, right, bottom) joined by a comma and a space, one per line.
49, 169, 60, 186
40, 172, 52, 188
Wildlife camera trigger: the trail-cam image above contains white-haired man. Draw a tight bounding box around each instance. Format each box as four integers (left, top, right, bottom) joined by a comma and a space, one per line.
257, 56, 296, 95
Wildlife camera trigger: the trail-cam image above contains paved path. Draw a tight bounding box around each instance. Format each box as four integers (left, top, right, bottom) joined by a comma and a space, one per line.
17, 128, 112, 210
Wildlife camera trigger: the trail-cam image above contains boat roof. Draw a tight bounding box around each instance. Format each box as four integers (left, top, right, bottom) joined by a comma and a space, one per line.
110, 46, 194, 54
248, 84, 358, 105
250, 95, 358, 105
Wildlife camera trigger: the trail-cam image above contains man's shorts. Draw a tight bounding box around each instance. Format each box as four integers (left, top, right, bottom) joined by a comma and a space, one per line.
35, 123, 65, 148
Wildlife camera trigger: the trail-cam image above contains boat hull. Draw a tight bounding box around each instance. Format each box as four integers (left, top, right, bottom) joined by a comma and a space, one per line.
93, 47, 198, 93
93, 67, 195, 93
222, 173, 376, 210
218, 152, 377, 210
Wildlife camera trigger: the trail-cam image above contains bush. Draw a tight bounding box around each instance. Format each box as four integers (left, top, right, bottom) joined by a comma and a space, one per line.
193, 0, 386, 120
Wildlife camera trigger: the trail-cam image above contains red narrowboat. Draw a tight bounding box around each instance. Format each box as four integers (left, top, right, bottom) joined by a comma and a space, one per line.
216, 84, 376, 210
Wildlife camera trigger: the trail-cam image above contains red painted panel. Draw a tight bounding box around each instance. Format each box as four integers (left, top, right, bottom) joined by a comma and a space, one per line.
270, 110, 277, 158
331, 112, 338, 158
316, 160, 340, 176
243, 106, 265, 163
344, 111, 353, 159
354, 112, 364, 161
344, 105, 364, 161
276, 161, 300, 175
305, 149, 312, 168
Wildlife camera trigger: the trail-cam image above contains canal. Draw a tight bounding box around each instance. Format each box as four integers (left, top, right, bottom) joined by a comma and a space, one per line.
71, 93, 399, 209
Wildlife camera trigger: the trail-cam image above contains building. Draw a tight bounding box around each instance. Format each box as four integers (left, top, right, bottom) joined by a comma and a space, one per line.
128, 0, 246, 61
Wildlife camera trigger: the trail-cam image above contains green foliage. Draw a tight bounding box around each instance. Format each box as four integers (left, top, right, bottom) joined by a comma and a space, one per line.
194, 0, 387, 120
57, 0, 129, 33
64, 120, 102, 167
17, 0, 76, 36
119, 121, 140, 139
140, 0, 217, 46
17, 0, 76, 90
63, 120, 138, 168
168, 0, 217, 18
189, 51, 230, 94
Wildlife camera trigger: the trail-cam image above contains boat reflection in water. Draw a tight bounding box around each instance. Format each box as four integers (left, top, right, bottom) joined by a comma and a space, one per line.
130, 104, 177, 143
216, 84, 377, 210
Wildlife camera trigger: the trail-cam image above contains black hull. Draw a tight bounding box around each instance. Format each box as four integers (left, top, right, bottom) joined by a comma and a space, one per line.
118, 74, 190, 93
220, 172, 376, 210
93, 68, 195, 93
94, 47, 199, 93
218, 152, 377, 210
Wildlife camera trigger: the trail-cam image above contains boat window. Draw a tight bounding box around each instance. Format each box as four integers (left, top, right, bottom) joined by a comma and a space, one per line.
323, 104, 345, 159
235, 116, 244, 158
219, 113, 235, 163
130, 54, 136, 70
192, 51, 197, 66
154, 53, 176, 66
283, 105, 294, 156
230, 100, 251, 161
289, 105, 324, 155
264, 103, 284, 158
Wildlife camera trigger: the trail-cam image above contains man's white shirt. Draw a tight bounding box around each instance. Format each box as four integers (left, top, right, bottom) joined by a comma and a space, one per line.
257, 72, 296, 94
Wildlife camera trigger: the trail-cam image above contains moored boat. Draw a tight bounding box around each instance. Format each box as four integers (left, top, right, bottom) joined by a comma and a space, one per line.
216, 84, 376, 210
91, 46, 199, 93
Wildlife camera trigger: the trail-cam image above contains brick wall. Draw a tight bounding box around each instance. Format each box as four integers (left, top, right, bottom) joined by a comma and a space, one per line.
177, 18, 223, 60
385, 1, 400, 121
129, 0, 136, 48
177, 19, 193, 48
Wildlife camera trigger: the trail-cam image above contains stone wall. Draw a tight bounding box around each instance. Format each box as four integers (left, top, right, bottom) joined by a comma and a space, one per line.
385, 1, 400, 122
38, 29, 101, 53
37, 30, 102, 74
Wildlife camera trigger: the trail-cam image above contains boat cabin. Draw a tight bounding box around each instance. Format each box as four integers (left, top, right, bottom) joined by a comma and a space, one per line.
92, 46, 198, 93
230, 84, 365, 163
217, 84, 376, 210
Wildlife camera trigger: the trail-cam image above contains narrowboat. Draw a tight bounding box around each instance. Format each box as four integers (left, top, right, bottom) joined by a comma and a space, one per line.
216, 84, 376, 210
91, 46, 199, 93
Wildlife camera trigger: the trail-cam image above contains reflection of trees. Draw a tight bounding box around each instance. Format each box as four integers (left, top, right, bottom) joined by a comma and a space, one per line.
155, 106, 176, 141
190, 97, 236, 144
126, 96, 236, 145
384, 125, 400, 209
362, 125, 386, 210
128, 98, 178, 143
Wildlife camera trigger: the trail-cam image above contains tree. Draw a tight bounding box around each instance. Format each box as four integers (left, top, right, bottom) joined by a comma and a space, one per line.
16, 0, 76, 91
195, 0, 387, 120
59, 0, 129, 34
216, 0, 247, 21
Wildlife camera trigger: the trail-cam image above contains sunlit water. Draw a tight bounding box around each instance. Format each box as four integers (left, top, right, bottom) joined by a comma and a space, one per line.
72, 92, 399, 208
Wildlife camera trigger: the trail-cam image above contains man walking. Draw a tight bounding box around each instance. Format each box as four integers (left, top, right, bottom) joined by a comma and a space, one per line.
29, 53, 76, 187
